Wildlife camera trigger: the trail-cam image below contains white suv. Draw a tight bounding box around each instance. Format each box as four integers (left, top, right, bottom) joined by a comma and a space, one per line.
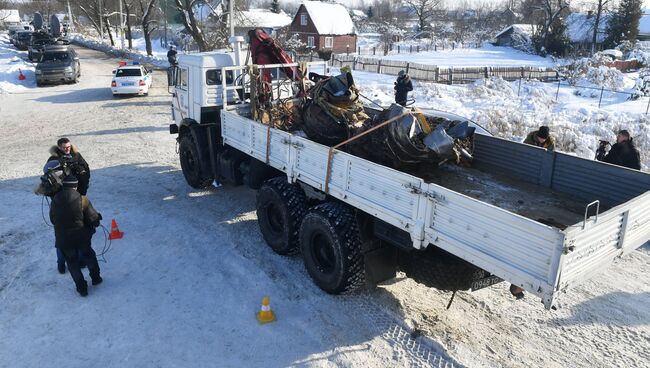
111, 62, 153, 96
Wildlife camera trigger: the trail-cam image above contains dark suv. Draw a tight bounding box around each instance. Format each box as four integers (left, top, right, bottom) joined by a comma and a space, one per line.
35, 46, 81, 86
14, 31, 33, 50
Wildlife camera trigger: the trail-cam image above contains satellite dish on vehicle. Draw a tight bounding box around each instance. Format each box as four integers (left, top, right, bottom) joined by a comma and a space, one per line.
50, 15, 61, 37
33, 12, 43, 30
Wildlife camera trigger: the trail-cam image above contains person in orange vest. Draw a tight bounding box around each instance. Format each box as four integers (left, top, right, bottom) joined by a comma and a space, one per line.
523, 126, 555, 151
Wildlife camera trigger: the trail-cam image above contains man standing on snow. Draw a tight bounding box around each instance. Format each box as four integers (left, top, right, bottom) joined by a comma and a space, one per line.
599, 130, 641, 170
167, 44, 178, 66
394, 70, 413, 106
523, 126, 555, 151
50, 175, 103, 297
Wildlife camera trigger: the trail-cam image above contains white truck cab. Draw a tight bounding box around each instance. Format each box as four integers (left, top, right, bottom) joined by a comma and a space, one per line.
170, 52, 239, 127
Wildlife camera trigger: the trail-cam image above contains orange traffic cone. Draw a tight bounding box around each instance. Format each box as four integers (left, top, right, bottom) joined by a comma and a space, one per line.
256, 295, 276, 324
108, 219, 124, 240
18, 69, 25, 81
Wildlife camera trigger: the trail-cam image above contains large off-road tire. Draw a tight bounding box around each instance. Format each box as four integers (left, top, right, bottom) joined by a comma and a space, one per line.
179, 134, 211, 189
400, 247, 487, 291
256, 177, 307, 255
299, 202, 365, 294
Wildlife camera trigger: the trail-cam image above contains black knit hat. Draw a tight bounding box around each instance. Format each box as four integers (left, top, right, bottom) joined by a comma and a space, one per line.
62, 175, 78, 188
538, 126, 550, 139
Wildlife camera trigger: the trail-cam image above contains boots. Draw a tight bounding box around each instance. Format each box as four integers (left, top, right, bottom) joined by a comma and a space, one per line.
76, 281, 88, 297
57, 262, 66, 274
91, 276, 103, 286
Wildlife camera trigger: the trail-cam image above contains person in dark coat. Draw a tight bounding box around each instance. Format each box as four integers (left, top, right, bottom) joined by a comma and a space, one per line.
45, 138, 91, 273
47, 137, 91, 196
394, 70, 413, 106
601, 130, 642, 170
523, 126, 555, 151
167, 44, 178, 66
50, 175, 103, 296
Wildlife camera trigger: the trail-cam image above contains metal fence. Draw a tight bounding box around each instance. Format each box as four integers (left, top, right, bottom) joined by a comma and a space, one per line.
330, 54, 559, 84
354, 41, 481, 56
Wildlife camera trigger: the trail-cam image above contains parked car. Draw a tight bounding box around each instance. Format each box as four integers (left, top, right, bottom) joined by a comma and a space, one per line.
14, 31, 33, 50
111, 62, 153, 96
35, 45, 81, 86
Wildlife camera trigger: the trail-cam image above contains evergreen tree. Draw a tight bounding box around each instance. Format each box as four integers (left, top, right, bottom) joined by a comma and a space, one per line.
271, 0, 281, 14
604, 0, 643, 48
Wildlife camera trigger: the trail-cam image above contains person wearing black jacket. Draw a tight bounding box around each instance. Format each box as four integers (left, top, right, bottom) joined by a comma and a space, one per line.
167, 44, 178, 66
601, 130, 641, 170
394, 70, 413, 106
45, 138, 91, 274
47, 137, 91, 195
50, 175, 103, 296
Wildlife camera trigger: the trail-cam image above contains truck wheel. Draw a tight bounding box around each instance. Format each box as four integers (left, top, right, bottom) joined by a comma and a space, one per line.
256, 177, 307, 255
179, 134, 211, 189
299, 202, 365, 294
399, 247, 487, 291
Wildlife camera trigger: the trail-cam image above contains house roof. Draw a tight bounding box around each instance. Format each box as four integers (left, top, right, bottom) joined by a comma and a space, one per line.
494, 24, 535, 39
0, 9, 21, 23
565, 13, 609, 43
301, 1, 355, 35
236, 9, 292, 29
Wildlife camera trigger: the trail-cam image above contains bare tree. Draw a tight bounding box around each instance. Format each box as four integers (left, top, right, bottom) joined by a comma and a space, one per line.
173, 0, 210, 51
591, 0, 610, 54
535, 0, 570, 48
137, 0, 157, 55
123, 0, 134, 49
405, 0, 442, 32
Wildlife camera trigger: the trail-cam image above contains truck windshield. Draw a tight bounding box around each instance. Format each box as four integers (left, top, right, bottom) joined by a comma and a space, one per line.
41, 52, 70, 62
116, 69, 142, 77
206, 69, 234, 85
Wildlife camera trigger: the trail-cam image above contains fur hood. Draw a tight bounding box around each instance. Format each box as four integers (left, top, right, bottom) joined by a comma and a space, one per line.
49, 144, 80, 158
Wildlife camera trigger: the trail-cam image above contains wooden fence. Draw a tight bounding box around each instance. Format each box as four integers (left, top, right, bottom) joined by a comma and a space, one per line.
607, 59, 641, 73
330, 54, 559, 84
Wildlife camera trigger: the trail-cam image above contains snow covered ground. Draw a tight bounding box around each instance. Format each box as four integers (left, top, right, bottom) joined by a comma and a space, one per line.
0, 34, 35, 93
365, 44, 559, 68
1, 37, 649, 368
341, 68, 650, 170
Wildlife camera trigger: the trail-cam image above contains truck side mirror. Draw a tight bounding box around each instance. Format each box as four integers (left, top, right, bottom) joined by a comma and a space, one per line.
167, 66, 178, 87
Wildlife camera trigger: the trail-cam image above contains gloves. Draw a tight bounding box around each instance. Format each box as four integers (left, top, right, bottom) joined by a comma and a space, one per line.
97, 212, 103, 221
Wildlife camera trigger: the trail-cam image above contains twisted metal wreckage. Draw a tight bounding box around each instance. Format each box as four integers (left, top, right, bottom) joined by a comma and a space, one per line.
245, 29, 476, 172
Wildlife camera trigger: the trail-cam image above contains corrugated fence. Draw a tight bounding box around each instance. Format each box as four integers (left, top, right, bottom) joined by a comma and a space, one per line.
329, 54, 559, 84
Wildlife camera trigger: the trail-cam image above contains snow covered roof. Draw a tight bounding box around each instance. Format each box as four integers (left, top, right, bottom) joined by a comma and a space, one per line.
236, 9, 292, 29
494, 24, 535, 39
350, 9, 367, 19
0, 9, 21, 24
565, 13, 609, 43
302, 1, 355, 35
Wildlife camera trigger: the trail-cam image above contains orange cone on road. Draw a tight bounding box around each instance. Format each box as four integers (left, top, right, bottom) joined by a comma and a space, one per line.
108, 219, 124, 240
18, 69, 25, 81
256, 295, 276, 324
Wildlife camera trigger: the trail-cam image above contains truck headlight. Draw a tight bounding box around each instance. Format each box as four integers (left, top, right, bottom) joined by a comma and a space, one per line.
64, 66, 73, 72
35, 69, 42, 75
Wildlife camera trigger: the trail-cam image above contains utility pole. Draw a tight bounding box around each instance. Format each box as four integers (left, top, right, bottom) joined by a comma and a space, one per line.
99, 0, 104, 43
119, 0, 124, 49
163, 0, 168, 48
67, 0, 74, 33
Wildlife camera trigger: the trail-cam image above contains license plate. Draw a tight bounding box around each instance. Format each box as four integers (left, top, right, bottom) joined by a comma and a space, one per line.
471, 275, 503, 291
122, 82, 134, 86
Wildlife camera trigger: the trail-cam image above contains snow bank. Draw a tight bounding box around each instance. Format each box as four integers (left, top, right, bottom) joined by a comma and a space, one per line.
341, 68, 650, 170
68, 33, 169, 69
0, 33, 36, 94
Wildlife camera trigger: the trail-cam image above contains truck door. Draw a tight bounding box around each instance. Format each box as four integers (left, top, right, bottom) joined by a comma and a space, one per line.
172, 67, 190, 122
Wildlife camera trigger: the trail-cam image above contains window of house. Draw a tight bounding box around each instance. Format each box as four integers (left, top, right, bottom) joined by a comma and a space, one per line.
325, 37, 333, 48
300, 14, 307, 26
307, 36, 314, 47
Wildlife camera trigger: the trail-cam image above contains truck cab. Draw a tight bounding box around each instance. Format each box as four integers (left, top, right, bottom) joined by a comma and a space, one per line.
170, 52, 238, 128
